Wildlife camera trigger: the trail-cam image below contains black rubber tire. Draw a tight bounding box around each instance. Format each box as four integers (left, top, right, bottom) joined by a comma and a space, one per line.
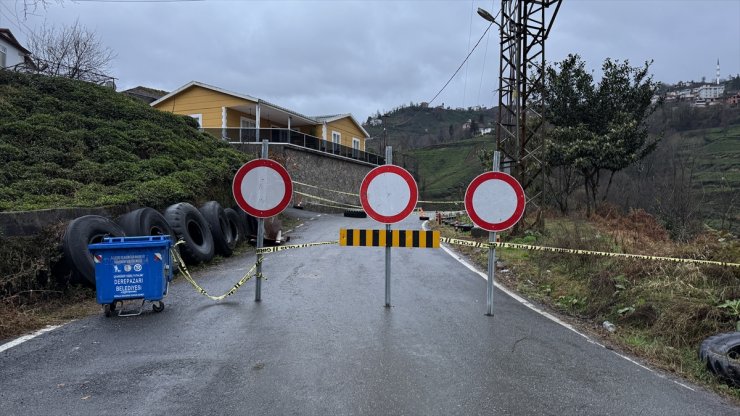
223, 208, 244, 246
152, 301, 165, 313
199, 201, 236, 257
62, 215, 125, 286
245, 213, 258, 238
457, 224, 474, 232
163, 203, 215, 265
343, 209, 367, 218
234, 209, 255, 240
103, 304, 112, 318
116, 207, 175, 239
699, 332, 740, 386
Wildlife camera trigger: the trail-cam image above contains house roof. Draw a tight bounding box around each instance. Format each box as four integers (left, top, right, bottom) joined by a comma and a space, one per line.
121, 86, 169, 100
314, 113, 370, 138
150, 81, 259, 106
0, 28, 31, 55
150, 81, 367, 136
149, 81, 316, 124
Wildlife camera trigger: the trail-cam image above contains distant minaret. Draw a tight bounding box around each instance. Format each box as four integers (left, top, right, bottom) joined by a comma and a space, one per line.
717, 59, 720, 85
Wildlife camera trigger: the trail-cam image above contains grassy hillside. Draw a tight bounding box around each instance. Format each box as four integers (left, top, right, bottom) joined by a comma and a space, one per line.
405, 135, 494, 201
364, 105, 495, 152
682, 124, 739, 231
611, 122, 740, 236
0, 71, 250, 212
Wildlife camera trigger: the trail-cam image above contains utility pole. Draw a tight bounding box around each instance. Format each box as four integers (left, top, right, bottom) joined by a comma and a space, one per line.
482, 0, 562, 231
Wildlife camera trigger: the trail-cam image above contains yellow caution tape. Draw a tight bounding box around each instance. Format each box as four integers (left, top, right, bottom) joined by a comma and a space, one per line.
292, 181, 463, 206
294, 191, 362, 209
439, 237, 740, 268
293, 181, 359, 197
418, 200, 464, 204
256, 240, 339, 254
171, 242, 259, 300
302, 201, 356, 211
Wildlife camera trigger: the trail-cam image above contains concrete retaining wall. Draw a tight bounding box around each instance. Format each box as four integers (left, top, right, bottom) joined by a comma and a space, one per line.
232, 143, 375, 213
0, 204, 140, 238
0, 145, 374, 237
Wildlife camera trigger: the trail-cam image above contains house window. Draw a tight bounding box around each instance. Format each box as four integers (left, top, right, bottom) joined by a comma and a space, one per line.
331, 131, 341, 153
352, 138, 360, 158
0, 45, 6, 68
189, 114, 202, 127
240, 117, 255, 141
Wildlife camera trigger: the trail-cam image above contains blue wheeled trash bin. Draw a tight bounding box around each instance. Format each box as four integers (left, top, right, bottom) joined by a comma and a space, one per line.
89, 236, 174, 317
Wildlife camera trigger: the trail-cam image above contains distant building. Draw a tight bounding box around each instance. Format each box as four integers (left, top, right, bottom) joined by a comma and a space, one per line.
478, 127, 493, 135
677, 89, 695, 100
727, 93, 740, 105
0, 28, 36, 71
369, 118, 382, 126
121, 86, 169, 104
462, 119, 472, 130
420, 102, 429, 108
696, 84, 725, 100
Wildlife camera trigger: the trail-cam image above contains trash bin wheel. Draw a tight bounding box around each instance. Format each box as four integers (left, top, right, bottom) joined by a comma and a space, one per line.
103, 304, 112, 317
152, 301, 165, 313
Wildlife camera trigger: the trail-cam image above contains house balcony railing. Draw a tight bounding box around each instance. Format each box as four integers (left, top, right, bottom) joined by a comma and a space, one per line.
202, 127, 384, 165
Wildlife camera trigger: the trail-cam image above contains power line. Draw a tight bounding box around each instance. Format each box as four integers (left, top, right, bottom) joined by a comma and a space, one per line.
462, 0, 475, 109
477, 0, 496, 107
73, 0, 204, 2
428, 21, 493, 107
72, 0, 205, 2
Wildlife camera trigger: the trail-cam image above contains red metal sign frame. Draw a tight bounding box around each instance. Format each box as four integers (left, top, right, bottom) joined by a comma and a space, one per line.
464, 171, 525, 232
232, 159, 293, 218
360, 165, 418, 224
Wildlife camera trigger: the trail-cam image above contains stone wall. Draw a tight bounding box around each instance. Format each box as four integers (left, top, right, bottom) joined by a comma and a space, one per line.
0, 204, 140, 237
232, 143, 374, 213
0, 144, 374, 237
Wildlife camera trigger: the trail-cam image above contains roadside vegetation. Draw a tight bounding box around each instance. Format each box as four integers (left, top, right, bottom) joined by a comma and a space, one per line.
433, 209, 740, 400
0, 71, 251, 339
0, 70, 250, 211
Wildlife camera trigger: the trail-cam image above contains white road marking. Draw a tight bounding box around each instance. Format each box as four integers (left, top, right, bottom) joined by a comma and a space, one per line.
0, 324, 65, 353
423, 220, 695, 392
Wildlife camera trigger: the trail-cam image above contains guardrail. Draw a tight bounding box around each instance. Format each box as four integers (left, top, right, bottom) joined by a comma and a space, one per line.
202, 128, 385, 165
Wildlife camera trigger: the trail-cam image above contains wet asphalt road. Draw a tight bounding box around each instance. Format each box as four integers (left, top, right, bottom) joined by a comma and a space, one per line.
1, 209, 738, 415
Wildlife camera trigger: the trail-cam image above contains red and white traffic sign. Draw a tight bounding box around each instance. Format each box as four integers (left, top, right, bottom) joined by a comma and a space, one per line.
464, 171, 525, 232
232, 159, 293, 218
360, 165, 418, 224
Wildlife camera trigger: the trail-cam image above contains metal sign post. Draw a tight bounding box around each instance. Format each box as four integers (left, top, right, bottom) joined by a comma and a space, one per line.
486, 151, 501, 316
464, 150, 524, 316
232, 140, 292, 303
255, 140, 268, 302
384, 146, 392, 307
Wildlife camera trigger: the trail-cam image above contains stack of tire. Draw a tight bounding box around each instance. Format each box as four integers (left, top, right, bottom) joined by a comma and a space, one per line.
62, 201, 256, 287
343, 209, 367, 218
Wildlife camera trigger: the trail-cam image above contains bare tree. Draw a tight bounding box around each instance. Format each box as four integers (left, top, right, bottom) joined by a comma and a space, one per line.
27, 20, 115, 84
18, 0, 62, 19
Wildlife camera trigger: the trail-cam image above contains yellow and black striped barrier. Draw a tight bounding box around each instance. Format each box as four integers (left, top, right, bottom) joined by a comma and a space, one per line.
340, 229, 440, 248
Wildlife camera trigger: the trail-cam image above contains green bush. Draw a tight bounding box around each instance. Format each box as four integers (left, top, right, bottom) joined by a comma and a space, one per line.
0, 70, 252, 212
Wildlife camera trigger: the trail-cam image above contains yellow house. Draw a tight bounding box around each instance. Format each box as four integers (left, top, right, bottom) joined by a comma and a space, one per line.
150, 81, 373, 159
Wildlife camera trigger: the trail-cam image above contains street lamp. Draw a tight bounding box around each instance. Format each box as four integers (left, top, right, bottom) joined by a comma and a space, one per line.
477, 7, 496, 23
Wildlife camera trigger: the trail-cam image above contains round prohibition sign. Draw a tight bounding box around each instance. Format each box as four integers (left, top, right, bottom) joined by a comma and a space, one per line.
232, 159, 293, 218
465, 171, 525, 232
360, 165, 418, 224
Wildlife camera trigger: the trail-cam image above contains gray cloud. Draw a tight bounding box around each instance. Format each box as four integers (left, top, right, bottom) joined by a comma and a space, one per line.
5, 0, 738, 120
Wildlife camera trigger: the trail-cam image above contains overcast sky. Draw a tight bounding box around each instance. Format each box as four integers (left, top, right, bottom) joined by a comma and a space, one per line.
2, 0, 739, 121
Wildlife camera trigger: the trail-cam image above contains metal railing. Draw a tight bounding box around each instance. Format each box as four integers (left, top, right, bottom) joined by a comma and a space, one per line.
202, 127, 384, 165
